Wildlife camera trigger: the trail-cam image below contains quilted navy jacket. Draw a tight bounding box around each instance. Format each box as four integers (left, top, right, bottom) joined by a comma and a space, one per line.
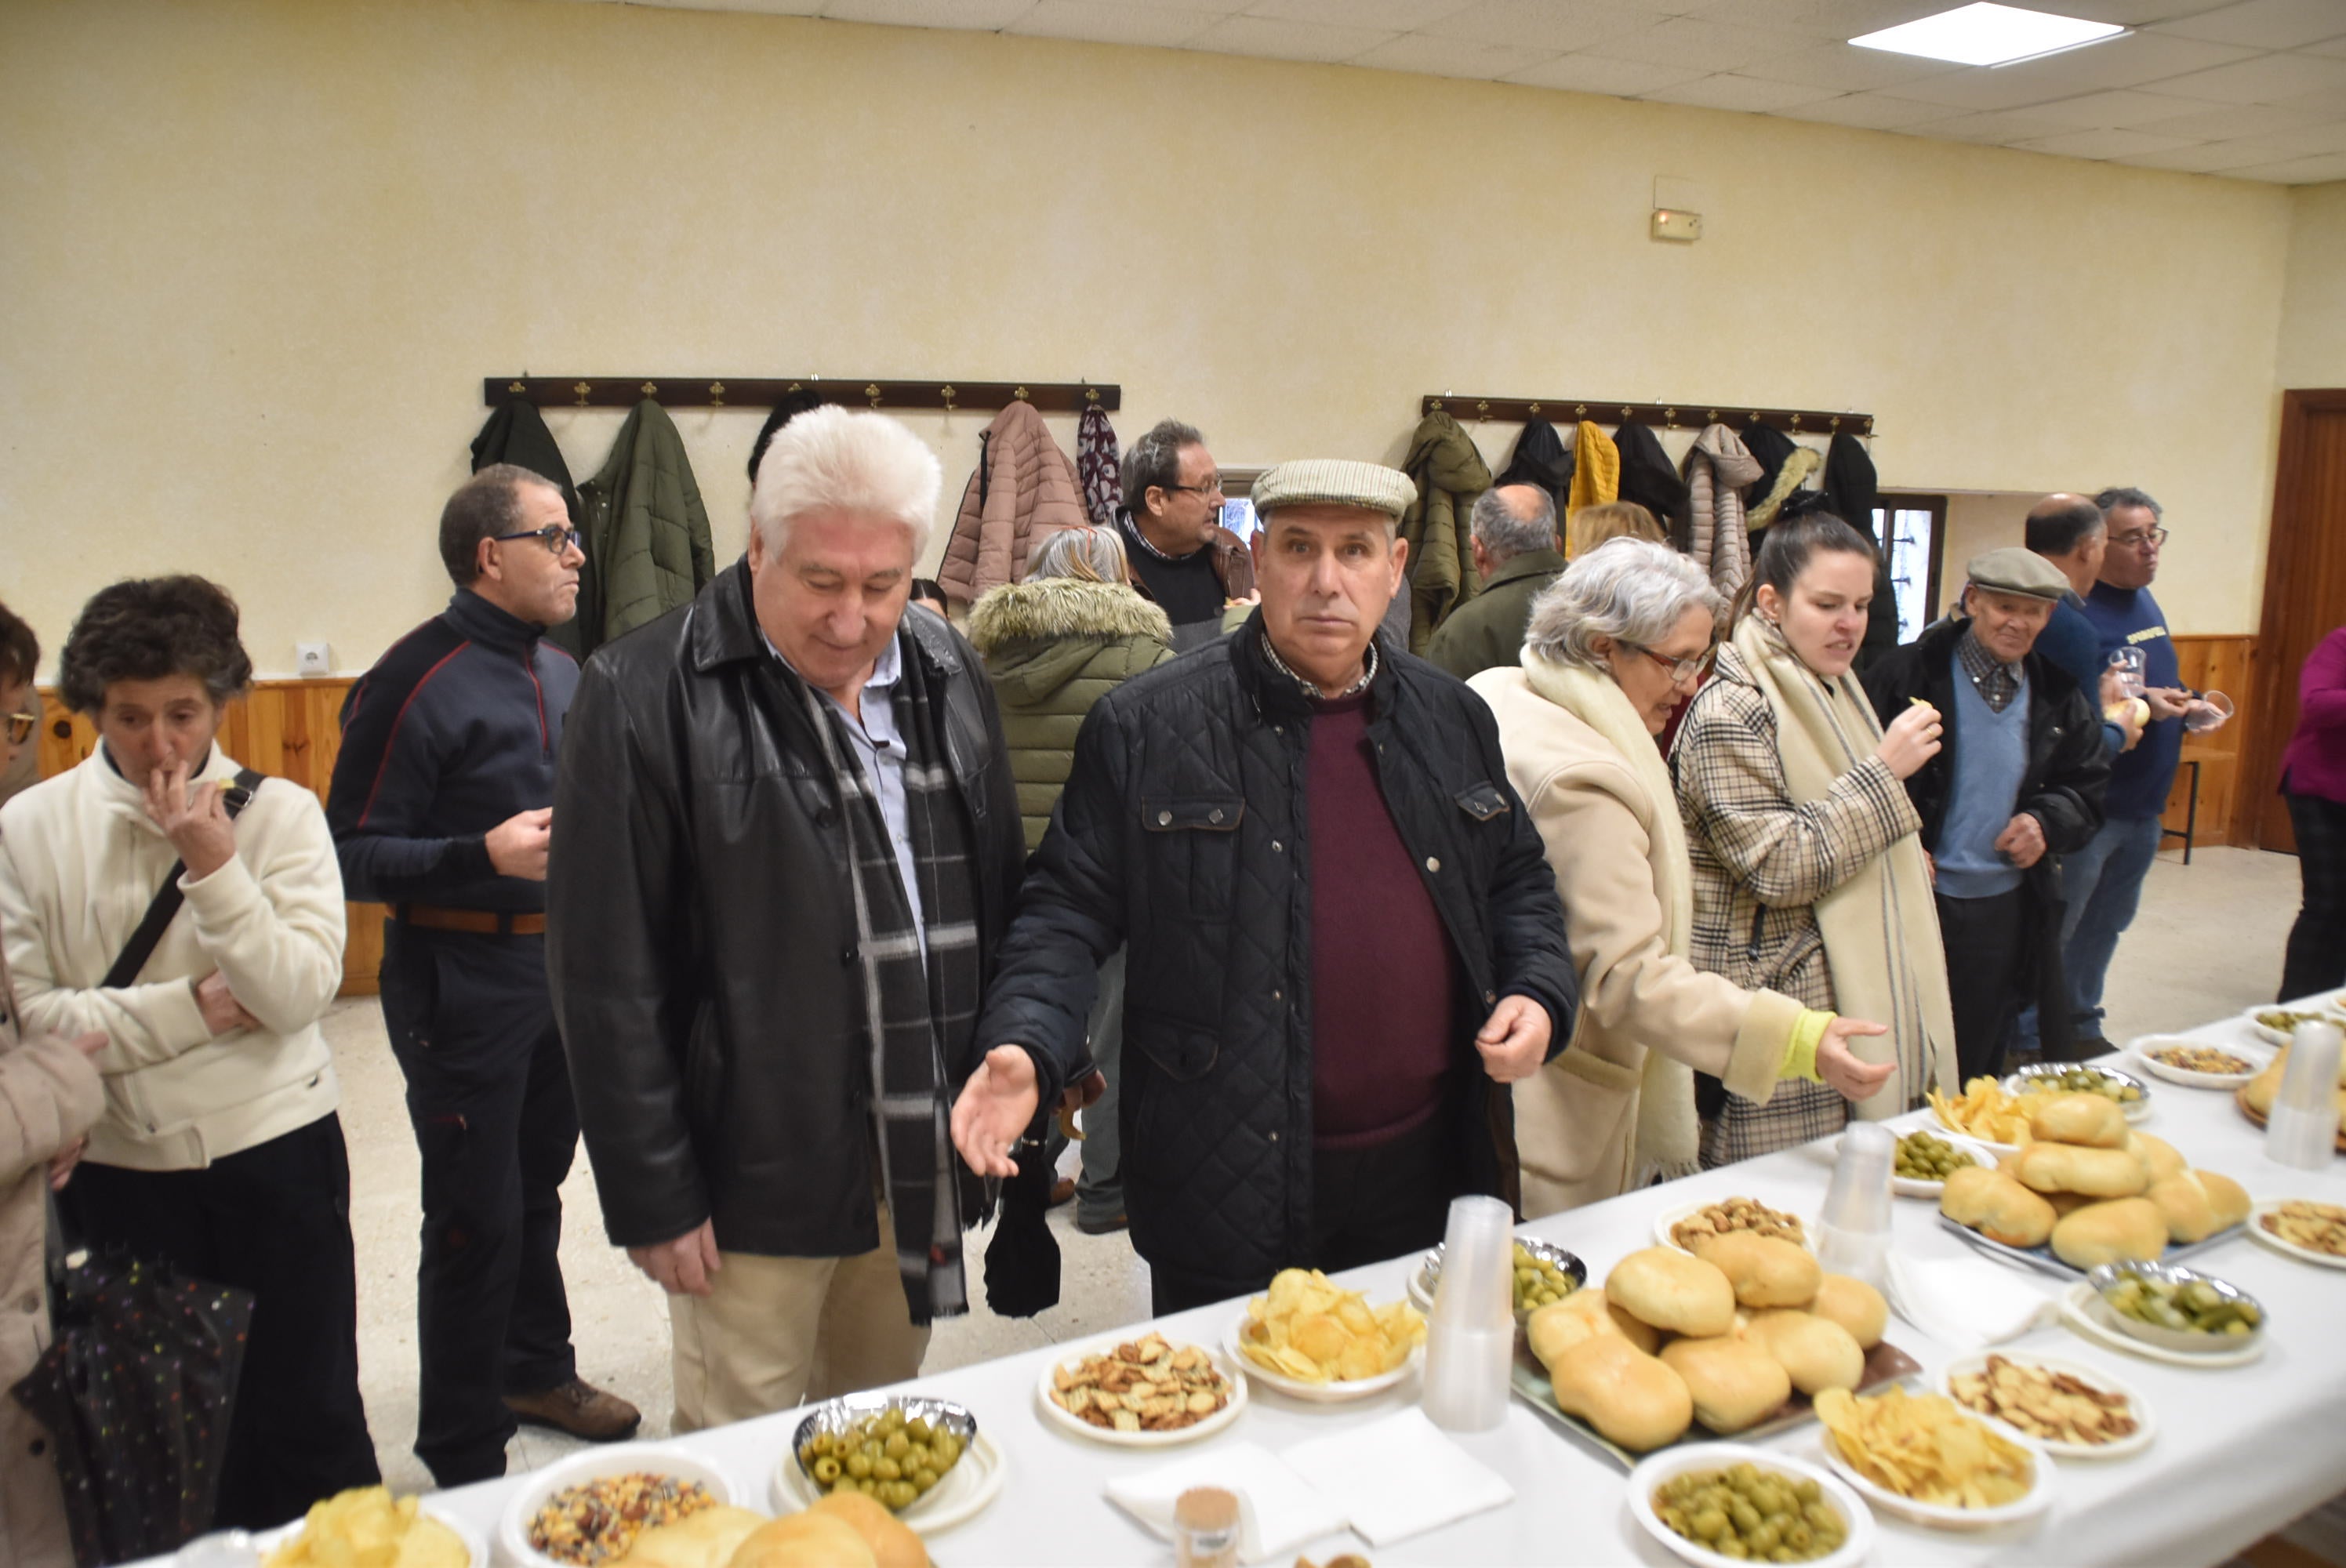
974, 612, 1579, 1288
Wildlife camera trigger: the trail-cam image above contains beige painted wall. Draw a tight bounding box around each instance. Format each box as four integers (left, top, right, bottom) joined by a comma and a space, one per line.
2279, 182, 2346, 391
0, 0, 2299, 675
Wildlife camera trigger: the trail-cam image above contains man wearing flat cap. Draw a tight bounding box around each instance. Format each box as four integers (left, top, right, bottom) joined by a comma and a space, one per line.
952, 459, 1579, 1312
1863, 547, 2109, 1079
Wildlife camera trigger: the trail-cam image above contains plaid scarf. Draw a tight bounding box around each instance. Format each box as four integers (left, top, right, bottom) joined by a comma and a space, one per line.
791, 642, 983, 1326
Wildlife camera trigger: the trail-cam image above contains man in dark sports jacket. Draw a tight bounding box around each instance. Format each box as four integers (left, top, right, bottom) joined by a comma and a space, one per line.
327, 464, 638, 1485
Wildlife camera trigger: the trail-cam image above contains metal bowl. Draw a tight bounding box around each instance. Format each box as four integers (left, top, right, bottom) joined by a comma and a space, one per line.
2086, 1260, 2266, 1355
1411, 1235, 1585, 1322
789, 1393, 979, 1487
2003, 1062, 2152, 1120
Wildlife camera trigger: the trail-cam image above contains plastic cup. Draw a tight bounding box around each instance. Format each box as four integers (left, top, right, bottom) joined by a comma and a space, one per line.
2185, 691, 2235, 734
2107, 647, 2146, 699
1422, 1195, 1515, 1432
2264, 1020, 2344, 1172
1815, 1123, 1895, 1285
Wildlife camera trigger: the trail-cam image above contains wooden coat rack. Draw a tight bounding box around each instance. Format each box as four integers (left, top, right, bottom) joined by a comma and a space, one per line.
486, 377, 1119, 414
1418, 394, 1872, 437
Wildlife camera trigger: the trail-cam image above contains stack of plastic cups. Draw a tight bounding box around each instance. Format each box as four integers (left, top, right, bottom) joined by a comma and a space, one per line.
2264, 1019, 2344, 1171
1814, 1123, 1896, 1287
1420, 1194, 1516, 1432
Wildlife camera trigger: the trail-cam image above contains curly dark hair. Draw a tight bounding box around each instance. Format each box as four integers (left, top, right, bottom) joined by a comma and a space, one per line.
58, 575, 253, 716
0, 599, 37, 687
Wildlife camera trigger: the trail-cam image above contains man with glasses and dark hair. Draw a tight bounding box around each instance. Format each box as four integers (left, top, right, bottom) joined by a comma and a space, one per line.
1117, 418, 1255, 652
326, 463, 639, 1485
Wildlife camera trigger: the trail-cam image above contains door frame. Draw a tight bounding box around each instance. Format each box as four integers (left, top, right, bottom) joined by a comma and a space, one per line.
2236, 387, 2346, 849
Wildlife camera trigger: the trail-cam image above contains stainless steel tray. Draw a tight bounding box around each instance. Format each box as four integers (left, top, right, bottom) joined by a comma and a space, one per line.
1936, 1211, 2244, 1279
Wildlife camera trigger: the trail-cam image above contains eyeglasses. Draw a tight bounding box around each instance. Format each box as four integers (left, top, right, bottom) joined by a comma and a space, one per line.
1159, 477, 1224, 497
2109, 526, 2169, 551
493, 524, 584, 555
5, 711, 34, 746
1626, 642, 1712, 684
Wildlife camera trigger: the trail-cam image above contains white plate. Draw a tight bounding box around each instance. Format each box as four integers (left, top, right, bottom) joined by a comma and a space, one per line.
1033, 1334, 1248, 1447
499, 1445, 735, 1568
1223, 1314, 1420, 1403
1939, 1351, 2155, 1461
2246, 1197, 2346, 1270
1846, 1130, 1997, 1199
2240, 1006, 2345, 1048
2057, 1282, 2265, 1368
1627, 1443, 1874, 1568
1927, 1104, 2023, 1156
1654, 1198, 1815, 1258
250, 1504, 487, 1568
771, 1432, 1004, 1536
1818, 1410, 2056, 1530
2003, 1064, 2153, 1123
2129, 1034, 2271, 1091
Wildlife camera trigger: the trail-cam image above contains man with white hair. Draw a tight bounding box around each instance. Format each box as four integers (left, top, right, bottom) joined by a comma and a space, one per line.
548, 405, 1023, 1429
1424, 484, 1565, 680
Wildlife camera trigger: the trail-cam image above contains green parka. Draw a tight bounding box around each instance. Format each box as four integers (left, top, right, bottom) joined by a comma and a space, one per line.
965, 577, 1176, 849
1400, 410, 1494, 655
577, 397, 716, 654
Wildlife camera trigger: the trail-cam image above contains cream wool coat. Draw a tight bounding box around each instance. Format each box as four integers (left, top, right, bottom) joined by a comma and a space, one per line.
0, 746, 344, 1171
1473, 660, 1802, 1217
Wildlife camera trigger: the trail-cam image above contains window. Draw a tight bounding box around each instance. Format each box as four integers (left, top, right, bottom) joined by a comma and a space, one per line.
1873, 495, 1947, 643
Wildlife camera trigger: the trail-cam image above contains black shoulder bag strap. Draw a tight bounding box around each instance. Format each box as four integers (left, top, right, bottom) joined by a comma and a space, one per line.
100, 768, 267, 989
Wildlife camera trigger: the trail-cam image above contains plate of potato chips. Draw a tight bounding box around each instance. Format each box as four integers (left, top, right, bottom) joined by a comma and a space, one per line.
1226, 1268, 1425, 1402
257, 1486, 485, 1568
1814, 1385, 2054, 1530
1927, 1078, 2034, 1152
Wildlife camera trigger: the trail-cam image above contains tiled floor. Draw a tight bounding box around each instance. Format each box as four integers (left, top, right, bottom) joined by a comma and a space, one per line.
337, 843, 2312, 1497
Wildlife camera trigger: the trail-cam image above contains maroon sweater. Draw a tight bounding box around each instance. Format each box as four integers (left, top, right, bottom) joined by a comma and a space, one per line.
1306, 694, 1462, 1150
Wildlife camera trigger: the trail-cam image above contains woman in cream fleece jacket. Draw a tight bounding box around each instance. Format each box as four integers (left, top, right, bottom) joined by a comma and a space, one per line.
0, 576, 376, 1530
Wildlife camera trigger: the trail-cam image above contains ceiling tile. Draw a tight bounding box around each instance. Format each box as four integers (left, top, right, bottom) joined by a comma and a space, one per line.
1497, 51, 1712, 94
1771, 89, 1966, 127
1732, 40, 1963, 91
2217, 149, 2346, 180
2223, 118, 2346, 155
1642, 73, 1847, 111
2305, 34, 2346, 57
818, 0, 1033, 25
1241, 0, 1472, 27
2042, 0, 2237, 20
2148, 0, 2346, 50
2112, 137, 2296, 169
1676, 0, 1950, 39
2010, 126, 2206, 158
1349, 31, 1560, 78
2134, 100, 2335, 137
1893, 32, 2261, 111
1419, 0, 1671, 52
2002, 88, 2210, 128
2152, 49, 2346, 102
1180, 13, 1394, 60
1578, 16, 1807, 73
1008, 1, 1222, 44
1922, 107, 2082, 140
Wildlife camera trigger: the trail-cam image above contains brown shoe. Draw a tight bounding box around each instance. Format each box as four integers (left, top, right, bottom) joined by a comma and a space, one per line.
506, 1378, 642, 1443
1048, 1175, 1077, 1208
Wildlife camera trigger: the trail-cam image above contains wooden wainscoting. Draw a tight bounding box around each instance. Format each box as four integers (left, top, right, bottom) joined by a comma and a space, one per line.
37, 679, 387, 995
2162, 635, 2254, 851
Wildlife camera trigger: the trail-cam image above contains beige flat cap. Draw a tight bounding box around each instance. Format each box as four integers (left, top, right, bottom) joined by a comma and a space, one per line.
1967, 546, 2071, 603
1251, 459, 1417, 522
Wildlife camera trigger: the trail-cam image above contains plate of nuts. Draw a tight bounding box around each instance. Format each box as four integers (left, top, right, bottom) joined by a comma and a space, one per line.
2130, 1035, 2271, 1091
1941, 1352, 2152, 1460
1657, 1196, 1810, 1257
1034, 1331, 1246, 1447
2249, 1198, 2346, 1269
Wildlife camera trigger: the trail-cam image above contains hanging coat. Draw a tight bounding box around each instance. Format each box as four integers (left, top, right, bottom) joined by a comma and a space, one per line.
1496, 418, 1573, 511
1743, 425, 1821, 534
1566, 421, 1620, 526
1824, 432, 1898, 663
1680, 423, 1762, 601
1398, 410, 1494, 652
1613, 420, 1689, 542
472, 398, 594, 658
938, 402, 1088, 607
576, 398, 717, 652
1075, 405, 1122, 529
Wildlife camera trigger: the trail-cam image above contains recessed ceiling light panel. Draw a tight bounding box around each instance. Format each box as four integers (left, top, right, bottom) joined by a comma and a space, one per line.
1850, 3, 2124, 68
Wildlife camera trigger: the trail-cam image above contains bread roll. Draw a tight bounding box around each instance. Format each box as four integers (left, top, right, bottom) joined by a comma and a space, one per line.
1940, 1166, 2057, 1248
624, 1508, 768, 1568
1690, 1232, 1821, 1310
2049, 1196, 2170, 1270
1742, 1309, 1865, 1396
2046, 1189, 2095, 1218
1606, 1248, 1736, 1338
2147, 1169, 2251, 1244
2010, 1139, 2150, 1199
1527, 1290, 1657, 1365
2026, 1091, 2129, 1149
1808, 1274, 1887, 1350
1660, 1334, 1791, 1435
806, 1494, 928, 1568
1545, 1334, 1693, 1452
2130, 1132, 2186, 1184
728, 1513, 877, 1568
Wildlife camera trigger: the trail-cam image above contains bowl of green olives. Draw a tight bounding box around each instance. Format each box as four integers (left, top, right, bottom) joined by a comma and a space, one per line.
1629, 1445, 1872, 1568
1857, 1127, 1994, 1198
1408, 1236, 1584, 1320
2003, 1062, 2152, 1120
2088, 1261, 2267, 1355
779, 1395, 1004, 1530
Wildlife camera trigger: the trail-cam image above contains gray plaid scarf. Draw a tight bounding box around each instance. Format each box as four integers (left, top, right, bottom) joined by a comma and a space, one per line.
792, 641, 982, 1326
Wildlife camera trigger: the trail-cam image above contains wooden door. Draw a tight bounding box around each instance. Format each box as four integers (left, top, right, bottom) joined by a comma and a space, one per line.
2240, 390, 2346, 851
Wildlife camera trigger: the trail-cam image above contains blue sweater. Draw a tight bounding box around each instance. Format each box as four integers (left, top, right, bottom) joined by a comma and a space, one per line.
2038, 596, 2124, 757
2081, 582, 2182, 820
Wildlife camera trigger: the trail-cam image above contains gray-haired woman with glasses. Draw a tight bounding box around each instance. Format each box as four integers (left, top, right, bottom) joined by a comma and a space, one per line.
1469, 539, 1894, 1214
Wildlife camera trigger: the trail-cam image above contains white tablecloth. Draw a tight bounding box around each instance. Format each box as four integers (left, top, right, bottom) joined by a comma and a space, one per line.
376, 1015, 2346, 1566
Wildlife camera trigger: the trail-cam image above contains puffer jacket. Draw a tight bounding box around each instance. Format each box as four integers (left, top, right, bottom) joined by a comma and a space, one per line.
939, 404, 1088, 606
973, 613, 1579, 1290
1681, 423, 1761, 600
965, 577, 1175, 850
578, 397, 717, 654
1399, 411, 1494, 654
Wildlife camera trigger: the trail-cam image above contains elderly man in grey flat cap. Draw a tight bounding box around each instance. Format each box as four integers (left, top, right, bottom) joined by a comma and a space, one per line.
1863, 546, 2110, 1080
952, 459, 1580, 1313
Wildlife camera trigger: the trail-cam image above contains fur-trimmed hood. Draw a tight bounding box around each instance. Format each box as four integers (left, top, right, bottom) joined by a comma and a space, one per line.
967, 576, 1175, 708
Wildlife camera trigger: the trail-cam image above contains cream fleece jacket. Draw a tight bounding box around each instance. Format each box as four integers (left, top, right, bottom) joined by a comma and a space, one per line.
0, 745, 343, 1170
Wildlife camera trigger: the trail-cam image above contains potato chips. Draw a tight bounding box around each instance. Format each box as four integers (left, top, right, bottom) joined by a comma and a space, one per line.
1816, 1386, 2034, 1509
1928, 1077, 2033, 1145
1237, 1269, 1424, 1384
264, 1487, 469, 1568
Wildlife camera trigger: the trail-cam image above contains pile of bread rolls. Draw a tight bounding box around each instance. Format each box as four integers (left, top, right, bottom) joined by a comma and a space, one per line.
1939, 1090, 2247, 1270
623, 1494, 928, 1568
1525, 1233, 1888, 1453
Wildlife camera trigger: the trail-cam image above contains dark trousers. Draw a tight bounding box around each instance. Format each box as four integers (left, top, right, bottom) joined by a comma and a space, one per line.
64, 1114, 379, 1532
1147, 1113, 1460, 1317
2283, 790, 2346, 1002
1937, 887, 2029, 1082
380, 921, 580, 1486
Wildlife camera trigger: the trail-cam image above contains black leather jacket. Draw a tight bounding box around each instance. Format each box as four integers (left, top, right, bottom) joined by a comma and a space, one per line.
974, 612, 1578, 1290
547, 561, 1024, 1256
